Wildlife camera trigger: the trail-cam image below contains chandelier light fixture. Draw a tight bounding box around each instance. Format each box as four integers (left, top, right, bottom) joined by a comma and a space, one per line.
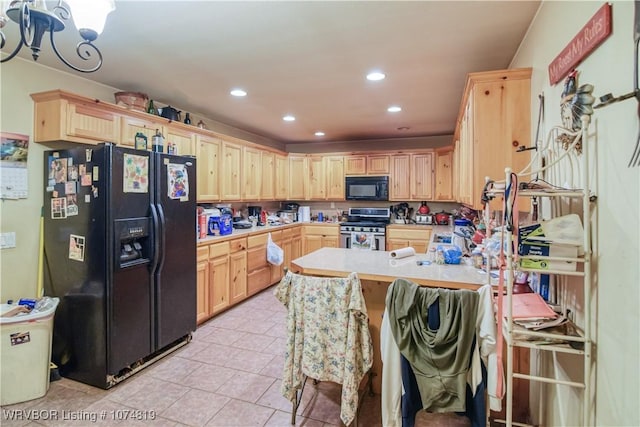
0, 0, 115, 73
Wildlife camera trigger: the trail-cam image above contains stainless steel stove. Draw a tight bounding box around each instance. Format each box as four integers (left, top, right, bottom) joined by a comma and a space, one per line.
339, 207, 390, 250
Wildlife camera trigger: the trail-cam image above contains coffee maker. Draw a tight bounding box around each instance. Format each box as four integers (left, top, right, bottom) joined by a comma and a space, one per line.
248, 206, 262, 225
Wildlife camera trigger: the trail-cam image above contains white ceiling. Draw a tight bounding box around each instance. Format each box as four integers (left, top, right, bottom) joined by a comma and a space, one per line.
2, 1, 540, 144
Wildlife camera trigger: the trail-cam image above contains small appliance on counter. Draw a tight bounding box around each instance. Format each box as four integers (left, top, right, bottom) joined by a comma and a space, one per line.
248, 205, 263, 225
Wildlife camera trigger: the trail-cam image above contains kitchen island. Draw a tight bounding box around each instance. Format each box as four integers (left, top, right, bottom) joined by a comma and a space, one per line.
290, 247, 492, 393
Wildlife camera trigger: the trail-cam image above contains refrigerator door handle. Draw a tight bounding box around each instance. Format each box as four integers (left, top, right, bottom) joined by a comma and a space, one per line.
156, 203, 167, 272
150, 203, 161, 274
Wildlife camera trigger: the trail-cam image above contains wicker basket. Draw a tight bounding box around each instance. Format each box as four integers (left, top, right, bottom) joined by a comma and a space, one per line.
114, 92, 149, 112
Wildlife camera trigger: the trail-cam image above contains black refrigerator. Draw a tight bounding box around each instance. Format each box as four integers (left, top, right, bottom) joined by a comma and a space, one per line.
43, 143, 196, 389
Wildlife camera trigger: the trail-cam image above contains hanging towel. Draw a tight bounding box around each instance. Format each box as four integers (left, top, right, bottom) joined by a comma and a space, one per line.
351, 232, 375, 250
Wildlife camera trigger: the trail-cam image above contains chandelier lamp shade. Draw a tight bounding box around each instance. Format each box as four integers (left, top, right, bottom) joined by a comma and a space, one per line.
0, 0, 115, 73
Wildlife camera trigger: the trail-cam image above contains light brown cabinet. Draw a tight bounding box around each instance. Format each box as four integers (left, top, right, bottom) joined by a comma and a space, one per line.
197, 241, 232, 324
435, 147, 454, 201
164, 126, 195, 156
120, 116, 162, 148
325, 156, 345, 200
386, 226, 432, 254
196, 247, 210, 324
275, 154, 289, 200
247, 232, 274, 297
411, 153, 434, 200
221, 141, 242, 200
367, 155, 390, 174
196, 135, 221, 202
228, 237, 247, 305
302, 225, 339, 255
288, 155, 307, 200
282, 227, 302, 272
390, 154, 411, 200
32, 91, 121, 144
344, 155, 367, 175
307, 156, 326, 200
344, 154, 390, 175
242, 146, 262, 200
454, 68, 532, 210
261, 151, 275, 200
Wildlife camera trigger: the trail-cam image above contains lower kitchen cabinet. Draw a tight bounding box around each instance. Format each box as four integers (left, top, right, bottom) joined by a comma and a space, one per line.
386, 226, 432, 254
228, 238, 248, 305
282, 227, 302, 272
302, 224, 339, 255
196, 246, 210, 324
197, 237, 247, 324
247, 231, 283, 297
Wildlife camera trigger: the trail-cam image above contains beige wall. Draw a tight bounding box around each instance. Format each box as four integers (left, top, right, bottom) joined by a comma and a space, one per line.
511, 1, 639, 425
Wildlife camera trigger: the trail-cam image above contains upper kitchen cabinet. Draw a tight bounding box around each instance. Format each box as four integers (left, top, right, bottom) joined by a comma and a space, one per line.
344, 154, 390, 175
367, 155, 390, 174
435, 146, 454, 201
275, 154, 289, 200
454, 68, 532, 210
411, 153, 434, 200
221, 140, 242, 201
390, 154, 411, 200
261, 151, 275, 200
32, 90, 120, 144
164, 126, 195, 156
288, 155, 307, 200
344, 155, 367, 175
307, 156, 326, 200
242, 146, 262, 200
196, 134, 221, 202
120, 116, 164, 148
325, 156, 345, 200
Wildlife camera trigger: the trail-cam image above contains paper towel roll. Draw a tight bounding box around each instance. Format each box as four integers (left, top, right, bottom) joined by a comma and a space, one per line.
389, 256, 416, 267
298, 206, 311, 223
389, 247, 416, 259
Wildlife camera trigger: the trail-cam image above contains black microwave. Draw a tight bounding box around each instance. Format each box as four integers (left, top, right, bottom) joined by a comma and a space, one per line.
345, 176, 389, 201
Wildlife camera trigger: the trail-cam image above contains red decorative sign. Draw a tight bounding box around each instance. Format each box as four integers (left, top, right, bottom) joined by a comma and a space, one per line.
548, 3, 612, 85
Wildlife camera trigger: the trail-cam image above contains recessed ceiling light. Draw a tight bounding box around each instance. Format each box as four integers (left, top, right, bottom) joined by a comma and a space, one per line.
230, 89, 247, 97
283, 115, 296, 122
315, 131, 325, 137
366, 71, 386, 81
387, 106, 402, 113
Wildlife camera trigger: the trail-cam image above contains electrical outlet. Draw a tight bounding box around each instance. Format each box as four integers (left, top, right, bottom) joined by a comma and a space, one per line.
0, 232, 16, 249
330, 202, 335, 209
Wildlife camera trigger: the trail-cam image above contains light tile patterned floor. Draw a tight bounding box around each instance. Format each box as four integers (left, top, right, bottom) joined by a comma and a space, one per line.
1, 286, 470, 427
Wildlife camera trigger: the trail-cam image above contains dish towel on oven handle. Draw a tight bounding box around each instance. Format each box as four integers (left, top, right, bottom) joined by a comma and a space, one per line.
351, 232, 375, 250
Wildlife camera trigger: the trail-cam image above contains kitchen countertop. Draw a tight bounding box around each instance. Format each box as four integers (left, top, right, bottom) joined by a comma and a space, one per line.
197, 221, 339, 246
291, 246, 490, 290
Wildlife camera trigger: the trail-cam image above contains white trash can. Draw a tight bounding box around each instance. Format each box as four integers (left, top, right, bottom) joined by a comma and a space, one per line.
1, 297, 60, 406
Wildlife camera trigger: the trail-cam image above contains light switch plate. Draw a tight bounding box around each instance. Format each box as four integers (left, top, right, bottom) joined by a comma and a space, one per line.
0, 232, 16, 249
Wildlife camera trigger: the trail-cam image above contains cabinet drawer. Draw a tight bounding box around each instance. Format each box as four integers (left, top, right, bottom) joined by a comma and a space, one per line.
282, 227, 299, 239
304, 225, 339, 236
387, 227, 432, 240
197, 246, 210, 262
248, 233, 268, 248
229, 237, 247, 252
209, 241, 229, 258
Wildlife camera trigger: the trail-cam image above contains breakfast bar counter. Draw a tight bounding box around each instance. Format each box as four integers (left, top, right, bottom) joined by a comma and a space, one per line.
290, 247, 491, 393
